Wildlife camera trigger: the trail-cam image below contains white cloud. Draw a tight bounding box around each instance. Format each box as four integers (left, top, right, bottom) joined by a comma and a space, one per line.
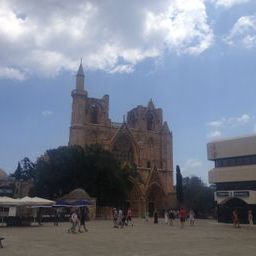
185, 159, 203, 168
0, 0, 213, 80
207, 130, 222, 139
207, 114, 254, 139
41, 110, 53, 117
236, 114, 251, 124
225, 15, 256, 48
179, 158, 204, 177
207, 120, 223, 129
144, 0, 214, 55
211, 0, 251, 8
0, 67, 26, 80
109, 64, 134, 74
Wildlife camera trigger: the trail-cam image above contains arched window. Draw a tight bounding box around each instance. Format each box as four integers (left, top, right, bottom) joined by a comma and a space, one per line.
90, 104, 98, 124
146, 112, 154, 131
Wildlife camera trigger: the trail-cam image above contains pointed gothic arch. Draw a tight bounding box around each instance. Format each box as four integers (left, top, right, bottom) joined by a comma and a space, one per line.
110, 124, 139, 165
145, 167, 166, 216
146, 182, 165, 217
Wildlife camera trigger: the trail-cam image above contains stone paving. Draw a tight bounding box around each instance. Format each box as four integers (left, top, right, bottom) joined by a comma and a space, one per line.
1, 219, 256, 256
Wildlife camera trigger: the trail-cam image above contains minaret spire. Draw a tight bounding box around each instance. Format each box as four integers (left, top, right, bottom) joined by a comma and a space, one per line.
76, 60, 85, 91
77, 59, 84, 77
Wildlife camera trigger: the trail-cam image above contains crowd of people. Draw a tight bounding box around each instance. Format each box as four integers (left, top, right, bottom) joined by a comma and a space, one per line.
232, 209, 254, 229
112, 208, 134, 228
111, 207, 196, 229
162, 208, 195, 228
66, 206, 254, 234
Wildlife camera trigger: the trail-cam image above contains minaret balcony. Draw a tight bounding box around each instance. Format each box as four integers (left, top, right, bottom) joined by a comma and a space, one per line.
71, 89, 87, 97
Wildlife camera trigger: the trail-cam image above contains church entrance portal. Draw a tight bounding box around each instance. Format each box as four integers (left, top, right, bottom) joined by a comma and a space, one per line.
146, 184, 164, 217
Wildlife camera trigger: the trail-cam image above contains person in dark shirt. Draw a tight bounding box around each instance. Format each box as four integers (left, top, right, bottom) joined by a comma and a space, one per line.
79, 207, 88, 232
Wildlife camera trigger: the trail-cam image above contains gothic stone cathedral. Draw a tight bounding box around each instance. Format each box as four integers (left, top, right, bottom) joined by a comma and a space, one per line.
69, 63, 176, 217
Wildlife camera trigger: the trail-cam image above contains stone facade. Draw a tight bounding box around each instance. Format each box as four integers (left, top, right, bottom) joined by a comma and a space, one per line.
69, 63, 176, 217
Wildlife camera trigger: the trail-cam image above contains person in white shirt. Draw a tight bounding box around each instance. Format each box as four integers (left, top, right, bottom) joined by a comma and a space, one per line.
68, 211, 78, 233
189, 209, 195, 226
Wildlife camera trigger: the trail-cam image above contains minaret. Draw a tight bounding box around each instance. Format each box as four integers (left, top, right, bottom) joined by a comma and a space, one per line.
76, 59, 86, 92
69, 61, 87, 146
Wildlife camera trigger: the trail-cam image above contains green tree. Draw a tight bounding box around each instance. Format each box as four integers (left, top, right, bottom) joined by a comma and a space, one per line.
176, 165, 184, 206
183, 176, 215, 217
33, 144, 131, 207
12, 157, 35, 181
83, 144, 129, 206
34, 145, 86, 198
13, 162, 22, 180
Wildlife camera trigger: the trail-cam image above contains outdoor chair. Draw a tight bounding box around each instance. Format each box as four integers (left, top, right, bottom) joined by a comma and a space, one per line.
0, 237, 4, 248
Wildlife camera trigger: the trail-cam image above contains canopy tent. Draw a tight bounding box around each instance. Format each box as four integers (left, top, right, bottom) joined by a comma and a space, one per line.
0, 196, 55, 207
0, 196, 55, 226
61, 188, 91, 200
19, 196, 55, 206
55, 188, 94, 207
54, 199, 93, 207
0, 197, 22, 206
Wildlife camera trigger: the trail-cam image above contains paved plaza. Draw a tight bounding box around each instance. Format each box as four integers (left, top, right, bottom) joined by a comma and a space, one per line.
1, 219, 256, 256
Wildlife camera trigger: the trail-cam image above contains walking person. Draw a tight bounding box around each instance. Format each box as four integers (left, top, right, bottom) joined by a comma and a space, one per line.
112, 208, 118, 228
68, 210, 79, 233
127, 208, 133, 227
189, 209, 195, 226
118, 209, 124, 228
145, 211, 149, 222
79, 207, 88, 232
121, 210, 127, 227
54, 209, 59, 226
164, 210, 168, 224
232, 209, 240, 228
153, 210, 158, 224
248, 209, 253, 228
179, 207, 187, 229
168, 210, 174, 226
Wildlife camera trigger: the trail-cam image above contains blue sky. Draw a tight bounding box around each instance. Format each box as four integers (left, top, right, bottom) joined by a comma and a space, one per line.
1, 0, 256, 183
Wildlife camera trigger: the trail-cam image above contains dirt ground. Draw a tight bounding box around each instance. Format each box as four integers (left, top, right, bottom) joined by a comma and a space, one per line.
1, 219, 256, 256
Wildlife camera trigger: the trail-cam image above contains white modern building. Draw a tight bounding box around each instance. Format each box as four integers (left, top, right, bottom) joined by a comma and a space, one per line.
208, 135, 256, 223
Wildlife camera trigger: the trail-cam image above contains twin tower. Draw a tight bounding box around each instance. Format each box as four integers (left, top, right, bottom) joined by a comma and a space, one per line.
69, 63, 176, 216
